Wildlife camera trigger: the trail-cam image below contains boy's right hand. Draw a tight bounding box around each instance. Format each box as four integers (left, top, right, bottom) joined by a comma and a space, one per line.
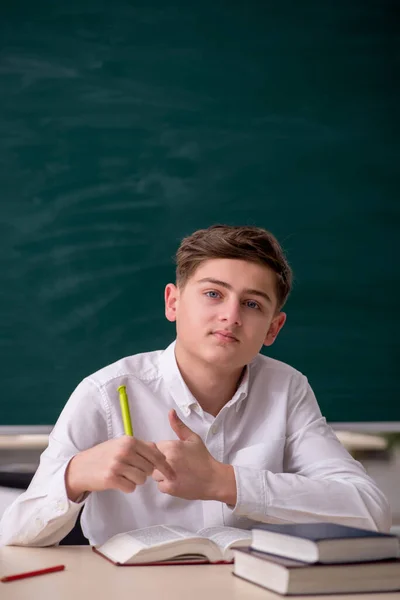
65, 436, 175, 502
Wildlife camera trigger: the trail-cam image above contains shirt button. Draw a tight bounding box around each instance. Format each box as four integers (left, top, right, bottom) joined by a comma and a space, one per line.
35, 517, 44, 529
211, 425, 218, 435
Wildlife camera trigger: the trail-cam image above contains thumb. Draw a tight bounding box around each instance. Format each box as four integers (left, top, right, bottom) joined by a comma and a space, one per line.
168, 409, 198, 442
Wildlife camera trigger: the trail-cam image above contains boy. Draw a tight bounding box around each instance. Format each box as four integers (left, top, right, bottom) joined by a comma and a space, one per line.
0, 225, 391, 546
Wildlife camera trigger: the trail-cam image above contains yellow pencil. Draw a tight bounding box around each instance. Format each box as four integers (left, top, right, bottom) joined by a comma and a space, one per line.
118, 385, 133, 436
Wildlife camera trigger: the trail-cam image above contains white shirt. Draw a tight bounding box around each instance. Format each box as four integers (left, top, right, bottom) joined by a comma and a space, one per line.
0, 342, 391, 546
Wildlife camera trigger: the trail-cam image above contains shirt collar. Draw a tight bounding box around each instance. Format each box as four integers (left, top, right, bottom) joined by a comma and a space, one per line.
159, 340, 250, 416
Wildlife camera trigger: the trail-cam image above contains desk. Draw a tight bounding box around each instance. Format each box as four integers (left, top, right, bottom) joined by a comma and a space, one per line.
0, 547, 398, 600
0, 431, 389, 452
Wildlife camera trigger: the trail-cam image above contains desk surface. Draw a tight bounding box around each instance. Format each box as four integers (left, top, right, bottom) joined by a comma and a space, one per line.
0, 546, 398, 600
0, 430, 389, 452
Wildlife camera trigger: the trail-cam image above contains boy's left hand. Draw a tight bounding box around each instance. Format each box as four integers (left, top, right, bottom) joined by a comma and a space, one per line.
153, 409, 236, 504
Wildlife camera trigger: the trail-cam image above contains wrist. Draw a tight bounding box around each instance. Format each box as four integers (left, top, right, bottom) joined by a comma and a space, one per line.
65, 454, 87, 502
209, 461, 237, 506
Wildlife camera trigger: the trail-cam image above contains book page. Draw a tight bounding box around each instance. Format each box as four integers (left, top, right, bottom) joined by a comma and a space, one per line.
98, 525, 223, 564
197, 526, 251, 552
125, 525, 199, 548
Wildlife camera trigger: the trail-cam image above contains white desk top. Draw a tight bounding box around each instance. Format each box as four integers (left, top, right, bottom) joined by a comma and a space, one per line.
0, 430, 389, 452
0, 546, 398, 600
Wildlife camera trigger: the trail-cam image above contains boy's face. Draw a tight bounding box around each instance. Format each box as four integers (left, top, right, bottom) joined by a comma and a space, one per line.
165, 258, 286, 370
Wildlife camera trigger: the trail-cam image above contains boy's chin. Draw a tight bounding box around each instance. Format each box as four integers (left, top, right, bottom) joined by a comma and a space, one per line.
200, 346, 245, 369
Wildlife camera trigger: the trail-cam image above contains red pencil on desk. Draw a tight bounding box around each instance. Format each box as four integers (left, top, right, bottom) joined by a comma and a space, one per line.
1, 564, 65, 583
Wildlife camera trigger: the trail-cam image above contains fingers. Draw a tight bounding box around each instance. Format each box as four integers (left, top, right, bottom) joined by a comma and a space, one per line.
119, 437, 175, 481
120, 451, 154, 476
152, 470, 176, 497
118, 464, 148, 486
136, 440, 176, 481
115, 476, 137, 494
168, 409, 197, 442
67, 436, 175, 497
116, 460, 171, 495
152, 469, 164, 483
112, 461, 152, 494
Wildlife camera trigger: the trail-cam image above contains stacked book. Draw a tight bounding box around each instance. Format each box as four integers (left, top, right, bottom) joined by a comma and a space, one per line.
233, 522, 400, 595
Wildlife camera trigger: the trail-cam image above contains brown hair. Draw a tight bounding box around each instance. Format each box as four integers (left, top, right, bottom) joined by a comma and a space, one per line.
175, 224, 293, 309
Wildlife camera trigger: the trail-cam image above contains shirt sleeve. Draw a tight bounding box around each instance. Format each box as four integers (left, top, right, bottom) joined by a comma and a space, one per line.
231, 375, 392, 532
0, 378, 108, 547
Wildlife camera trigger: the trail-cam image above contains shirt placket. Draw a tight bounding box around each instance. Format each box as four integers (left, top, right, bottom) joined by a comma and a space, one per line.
201, 412, 226, 528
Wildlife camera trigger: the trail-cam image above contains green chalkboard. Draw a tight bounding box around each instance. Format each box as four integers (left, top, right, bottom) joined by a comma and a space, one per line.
1, 0, 399, 426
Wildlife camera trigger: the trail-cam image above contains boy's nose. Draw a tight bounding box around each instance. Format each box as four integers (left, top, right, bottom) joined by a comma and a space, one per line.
218, 300, 242, 326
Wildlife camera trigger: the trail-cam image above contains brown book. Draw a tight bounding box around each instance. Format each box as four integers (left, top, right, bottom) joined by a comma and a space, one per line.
233, 548, 400, 595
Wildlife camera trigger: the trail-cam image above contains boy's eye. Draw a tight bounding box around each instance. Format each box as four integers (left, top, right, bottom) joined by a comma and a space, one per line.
245, 300, 260, 310
205, 291, 220, 299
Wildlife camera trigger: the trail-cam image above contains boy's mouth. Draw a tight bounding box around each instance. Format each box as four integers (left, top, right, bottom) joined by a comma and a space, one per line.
212, 330, 239, 343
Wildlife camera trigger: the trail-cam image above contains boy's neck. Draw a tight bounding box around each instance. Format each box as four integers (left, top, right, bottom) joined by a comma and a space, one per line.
174, 342, 245, 417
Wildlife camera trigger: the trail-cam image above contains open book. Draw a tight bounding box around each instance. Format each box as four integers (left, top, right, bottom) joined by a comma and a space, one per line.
93, 525, 251, 565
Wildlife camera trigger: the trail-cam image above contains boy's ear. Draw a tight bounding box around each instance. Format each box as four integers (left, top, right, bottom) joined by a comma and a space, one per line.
165, 283, 179, 322
263, 312, 287, 347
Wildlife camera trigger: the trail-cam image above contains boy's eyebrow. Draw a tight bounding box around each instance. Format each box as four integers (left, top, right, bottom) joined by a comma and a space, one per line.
196, 277, 272, 304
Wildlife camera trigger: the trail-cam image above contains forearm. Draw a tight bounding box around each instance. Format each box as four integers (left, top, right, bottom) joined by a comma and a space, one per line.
0, 501, 81, 547
65, 453, 90, 502
230, 465, 391, 532
0, 460, 85, 547
0, 378, 110, 547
